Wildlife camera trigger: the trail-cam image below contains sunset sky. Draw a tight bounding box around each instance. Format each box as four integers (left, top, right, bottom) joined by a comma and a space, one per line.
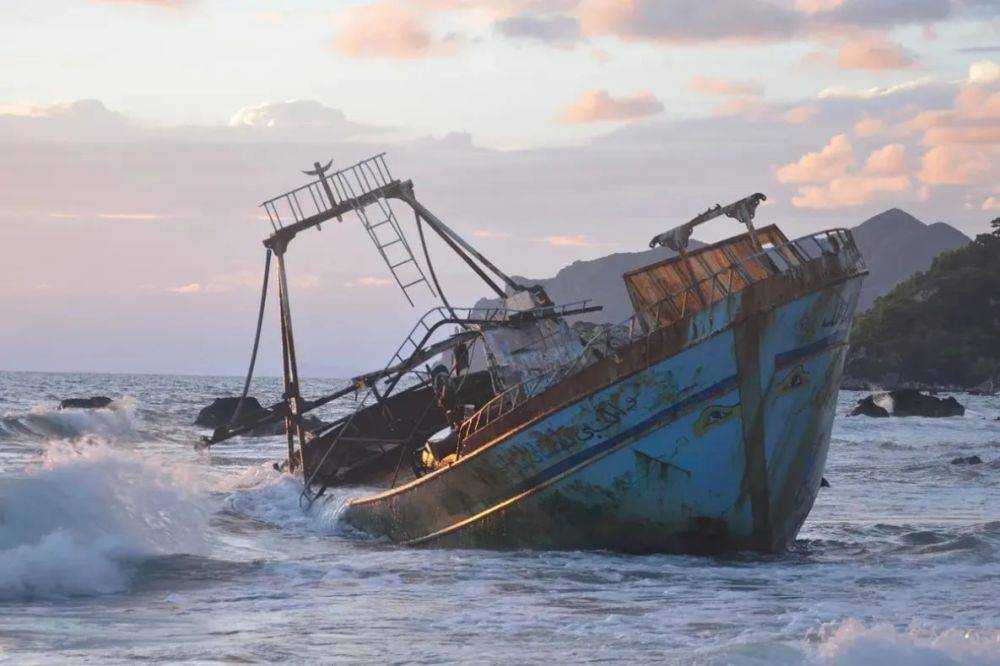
1, 0, 997, 375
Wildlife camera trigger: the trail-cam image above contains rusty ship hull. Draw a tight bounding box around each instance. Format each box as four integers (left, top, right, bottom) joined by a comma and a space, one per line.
342, 238, 865, 552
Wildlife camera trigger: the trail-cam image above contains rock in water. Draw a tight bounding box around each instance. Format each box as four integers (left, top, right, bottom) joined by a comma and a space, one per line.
951, 455, 982, 465
59, 396, 113, 410
195, 397, 269, 428
195, 396, 326, 437
849, 395, 890, 417
889, 389, 965, 417
849, 389, 964, 417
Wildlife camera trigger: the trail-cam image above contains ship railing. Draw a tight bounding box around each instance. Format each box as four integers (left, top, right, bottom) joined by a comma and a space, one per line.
260, 153, 396, 230
456, 228, 864, 446
301, 298, 595, 500
370, 299, 595, 387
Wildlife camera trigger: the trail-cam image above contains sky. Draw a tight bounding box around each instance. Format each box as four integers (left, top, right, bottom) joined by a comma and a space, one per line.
0, 0, 997, 376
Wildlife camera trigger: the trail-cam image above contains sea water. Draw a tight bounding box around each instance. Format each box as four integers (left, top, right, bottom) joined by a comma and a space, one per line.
0, 370, 997, 664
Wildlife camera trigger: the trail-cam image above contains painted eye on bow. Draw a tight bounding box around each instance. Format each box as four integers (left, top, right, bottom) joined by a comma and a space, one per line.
778, 365, 809, 394
693, 404, 738, 436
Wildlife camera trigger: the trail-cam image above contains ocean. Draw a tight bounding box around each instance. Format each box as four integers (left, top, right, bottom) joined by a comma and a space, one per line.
0, 370, 997, 664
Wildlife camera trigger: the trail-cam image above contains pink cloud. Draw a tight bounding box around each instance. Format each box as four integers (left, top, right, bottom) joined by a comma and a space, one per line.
776, 134, 854, 184
781, 105, 820, 125
863, 144, 907, 176
791, 174, 911, 209
542, 235, 598, 246
333, 3, 440, 59
780, 139, 914, 208
95, 0, 190, 6
473, 229, 509, 239
558, 90, 663, 124
836, 35, 914, 71
853, 116, 885, 137
690, 76, 763, 97
919, 145, 993, 185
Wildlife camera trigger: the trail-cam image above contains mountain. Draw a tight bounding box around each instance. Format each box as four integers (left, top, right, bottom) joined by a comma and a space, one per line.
476, 244, 697, 324
477, 209, 968, 323
850, 208, 969, 311
844, 229, 1000, 390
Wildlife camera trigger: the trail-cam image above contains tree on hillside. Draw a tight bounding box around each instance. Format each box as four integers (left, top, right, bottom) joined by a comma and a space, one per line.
847, 215, 1000, 389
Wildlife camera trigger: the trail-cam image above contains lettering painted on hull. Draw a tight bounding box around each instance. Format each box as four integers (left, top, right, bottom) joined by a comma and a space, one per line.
496, 393, 640, 473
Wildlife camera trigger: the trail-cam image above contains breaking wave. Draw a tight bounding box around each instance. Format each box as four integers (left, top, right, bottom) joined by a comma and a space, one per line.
808, 618, 1000, 665
221, 463, 368, 537
0, 439, 209, 599
0, 398, 138, 442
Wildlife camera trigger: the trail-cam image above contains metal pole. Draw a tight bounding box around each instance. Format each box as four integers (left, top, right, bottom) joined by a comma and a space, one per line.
275, 250, 308, 474
395, 189, 521, 295
411, 208, 507, 299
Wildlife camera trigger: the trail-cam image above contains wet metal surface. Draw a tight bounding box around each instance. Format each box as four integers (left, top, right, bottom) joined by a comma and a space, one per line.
344, 239, 866, 553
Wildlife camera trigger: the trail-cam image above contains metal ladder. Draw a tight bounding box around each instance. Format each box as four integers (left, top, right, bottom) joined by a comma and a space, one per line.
329, 157, 435, 306
260, 154, 436, 306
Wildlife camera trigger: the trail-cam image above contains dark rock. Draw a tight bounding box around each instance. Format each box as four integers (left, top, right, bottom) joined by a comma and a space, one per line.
195, 397, 269, 428
196, 396, 326, 437
849, 395, 890, 417
59, 396, 113, 410
820, 477, 831, 488
951, 455, 982, 465
890, 389, 965, 417
849, 389, 964, 417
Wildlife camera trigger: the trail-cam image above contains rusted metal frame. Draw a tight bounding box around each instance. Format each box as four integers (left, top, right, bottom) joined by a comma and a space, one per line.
263, 180, 404, 254
394, 187, 520, 296
456, 230, 855, 447
389, 381, 445, 488
263, 203, 279, 232
460, 259, 864, 457
344, 177, 417, 306
408, 206, 506, 298
720, 244, 755, 285
202, 384, 358, 447
678, 247, 709, 309
306, 183, 323, 217
274, 251, 306, 473
290, 190, 307, 222
359, 164, 432, 299
693, 252, 723, 302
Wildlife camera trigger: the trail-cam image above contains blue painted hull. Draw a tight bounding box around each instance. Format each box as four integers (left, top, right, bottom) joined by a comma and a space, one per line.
344, 268, 863, 553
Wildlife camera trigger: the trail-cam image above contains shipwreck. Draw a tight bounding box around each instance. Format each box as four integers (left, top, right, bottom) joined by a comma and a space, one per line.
201, 153, 867, 553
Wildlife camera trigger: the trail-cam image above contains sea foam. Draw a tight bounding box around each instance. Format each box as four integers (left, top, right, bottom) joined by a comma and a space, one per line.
810, 618, 1000, 665
3, 398, 138, 442
0, 439, 209, 599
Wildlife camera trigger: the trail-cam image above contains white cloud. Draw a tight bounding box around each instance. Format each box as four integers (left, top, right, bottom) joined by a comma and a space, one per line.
167, 282, 202, 294
969, 60, 1000, 86
97, 212, 168, 221
345, 276, 393, 287
818, 78, 932, 100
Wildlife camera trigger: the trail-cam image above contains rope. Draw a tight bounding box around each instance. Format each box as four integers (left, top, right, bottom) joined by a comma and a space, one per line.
416, 211, 459, 321
230, 249, 272, 427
